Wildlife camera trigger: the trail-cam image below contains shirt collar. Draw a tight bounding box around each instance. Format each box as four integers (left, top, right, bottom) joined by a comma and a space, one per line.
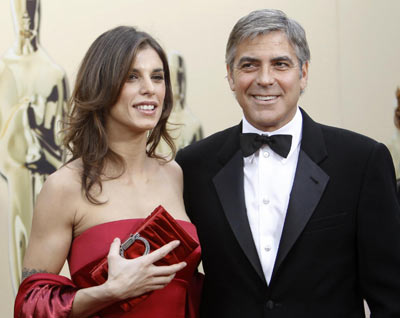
242, 106, 303, 160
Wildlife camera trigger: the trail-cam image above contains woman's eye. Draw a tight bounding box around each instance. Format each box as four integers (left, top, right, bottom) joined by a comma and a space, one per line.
127, 74, 137, 81
152, 74, 165, 81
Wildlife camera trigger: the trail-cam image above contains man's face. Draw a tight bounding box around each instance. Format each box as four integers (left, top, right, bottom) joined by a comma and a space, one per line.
227, 31, 308, 132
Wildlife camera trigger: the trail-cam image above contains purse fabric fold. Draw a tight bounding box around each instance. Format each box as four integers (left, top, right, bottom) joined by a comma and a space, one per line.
89, 205, 200, 311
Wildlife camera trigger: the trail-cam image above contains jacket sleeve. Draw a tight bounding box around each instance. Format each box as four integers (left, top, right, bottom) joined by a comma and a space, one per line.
357, 142, 400, 316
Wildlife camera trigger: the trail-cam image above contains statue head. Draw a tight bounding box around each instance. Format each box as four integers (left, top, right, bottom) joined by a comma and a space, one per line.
169, 51, 187, 110
11, 0, 40, 52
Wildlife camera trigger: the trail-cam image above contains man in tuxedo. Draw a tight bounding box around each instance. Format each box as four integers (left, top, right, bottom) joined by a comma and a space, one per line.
176, 9, 400, 318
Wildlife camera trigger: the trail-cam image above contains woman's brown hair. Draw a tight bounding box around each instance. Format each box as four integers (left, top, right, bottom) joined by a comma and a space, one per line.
395, 88, 400, 130
63, 26, 175, 204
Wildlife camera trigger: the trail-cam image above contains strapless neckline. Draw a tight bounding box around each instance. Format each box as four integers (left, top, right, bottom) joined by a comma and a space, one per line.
74, 217, 194, 240
68, 218, 198, 277
67, 217, 202, 317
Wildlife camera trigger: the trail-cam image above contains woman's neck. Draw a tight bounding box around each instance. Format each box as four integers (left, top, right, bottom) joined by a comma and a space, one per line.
107, 132, 153, 178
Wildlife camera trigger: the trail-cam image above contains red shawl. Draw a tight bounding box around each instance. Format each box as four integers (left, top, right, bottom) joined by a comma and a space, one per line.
14, 273, 79, 318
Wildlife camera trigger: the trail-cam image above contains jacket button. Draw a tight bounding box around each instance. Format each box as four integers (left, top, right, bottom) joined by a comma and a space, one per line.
266, 300, 274, 310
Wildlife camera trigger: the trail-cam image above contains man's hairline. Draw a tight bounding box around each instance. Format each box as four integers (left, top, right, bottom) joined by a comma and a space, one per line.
227, 31, 305, 73
227, 40, 307, 80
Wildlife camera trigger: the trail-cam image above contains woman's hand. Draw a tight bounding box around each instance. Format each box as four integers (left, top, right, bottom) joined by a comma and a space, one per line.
104, 238, 187, 301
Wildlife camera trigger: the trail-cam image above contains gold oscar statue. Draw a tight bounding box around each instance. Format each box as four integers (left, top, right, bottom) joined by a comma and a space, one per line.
0, 0, 68, 292
157, 51, 203, 156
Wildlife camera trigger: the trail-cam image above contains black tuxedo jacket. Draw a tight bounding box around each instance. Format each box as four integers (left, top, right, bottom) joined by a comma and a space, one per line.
176, 110, 400, 318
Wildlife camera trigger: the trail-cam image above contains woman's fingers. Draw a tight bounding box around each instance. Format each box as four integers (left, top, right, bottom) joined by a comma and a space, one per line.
143, 241, 187, 274
145, 240, 180, 264
108, 238, 121, 259
151, 262, 187, 276
142, 274, 177, 293
103, 238, 188, 299
150, 273, 176, 284
108, 238, 186, 278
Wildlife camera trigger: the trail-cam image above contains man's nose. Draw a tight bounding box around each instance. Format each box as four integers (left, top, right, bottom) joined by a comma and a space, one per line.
256, 65, 275, 86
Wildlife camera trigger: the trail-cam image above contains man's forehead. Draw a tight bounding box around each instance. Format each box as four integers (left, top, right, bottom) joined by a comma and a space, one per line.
234, 32, 296, 60
240, 30, 288, 44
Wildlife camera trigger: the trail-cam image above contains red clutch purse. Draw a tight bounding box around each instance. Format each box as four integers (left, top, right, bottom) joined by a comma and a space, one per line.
89, 205, 199, 312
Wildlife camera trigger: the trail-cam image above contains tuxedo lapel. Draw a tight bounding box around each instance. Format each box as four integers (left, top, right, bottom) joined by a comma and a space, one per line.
272, 149, 329, 276
212, 124, 266, 283
272, 109, 329, 280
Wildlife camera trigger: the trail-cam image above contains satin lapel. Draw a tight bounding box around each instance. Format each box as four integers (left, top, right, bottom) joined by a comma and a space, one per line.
212, 126, 266, 283
272, 109, 329, 279
272, 150, 329, 277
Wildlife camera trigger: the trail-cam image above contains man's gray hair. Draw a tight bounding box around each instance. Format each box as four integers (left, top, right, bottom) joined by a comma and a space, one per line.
226, 9, 310, 71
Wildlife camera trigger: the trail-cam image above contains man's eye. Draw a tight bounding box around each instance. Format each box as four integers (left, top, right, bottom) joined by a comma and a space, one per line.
274, 62, 290, 70
239, 63, 258, 71
241, 63, 255, 68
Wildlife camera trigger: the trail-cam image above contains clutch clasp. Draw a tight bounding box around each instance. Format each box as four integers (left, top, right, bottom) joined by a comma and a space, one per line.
119, 233, 151, 257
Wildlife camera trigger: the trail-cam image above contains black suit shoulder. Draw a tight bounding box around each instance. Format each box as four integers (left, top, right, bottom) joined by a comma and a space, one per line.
176, 124, 239, 166
318, 123, 393, 163
310, 122, 397, 198
320, 123, 377, 147
302, 109, 379, 153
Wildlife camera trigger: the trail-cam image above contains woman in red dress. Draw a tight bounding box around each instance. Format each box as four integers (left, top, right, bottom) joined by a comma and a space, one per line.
14, 26, 202, 318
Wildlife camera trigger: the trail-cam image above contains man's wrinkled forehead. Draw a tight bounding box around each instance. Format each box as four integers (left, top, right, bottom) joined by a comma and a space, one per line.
233, 32, 298, 65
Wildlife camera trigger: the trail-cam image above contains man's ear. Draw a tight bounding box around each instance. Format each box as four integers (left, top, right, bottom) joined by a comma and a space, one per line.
226, 64, 235, 91
300, 61, 309, 91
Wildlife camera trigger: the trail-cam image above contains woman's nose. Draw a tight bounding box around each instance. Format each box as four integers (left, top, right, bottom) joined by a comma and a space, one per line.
140, 77, 155, 95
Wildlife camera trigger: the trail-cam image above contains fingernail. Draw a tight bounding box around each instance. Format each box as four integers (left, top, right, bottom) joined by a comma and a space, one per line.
182, 262, 187, 267
114, 237, 120, 242
174, 240, 180, 246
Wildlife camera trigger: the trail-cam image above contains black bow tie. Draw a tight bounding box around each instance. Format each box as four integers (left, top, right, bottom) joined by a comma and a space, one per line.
240, 133, 292, 158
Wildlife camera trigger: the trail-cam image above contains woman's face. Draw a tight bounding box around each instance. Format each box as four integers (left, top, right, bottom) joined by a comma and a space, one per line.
106, 46, 166, 137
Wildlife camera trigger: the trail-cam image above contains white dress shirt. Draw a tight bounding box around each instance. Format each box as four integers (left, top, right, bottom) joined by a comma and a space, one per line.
242, 107, 303, 284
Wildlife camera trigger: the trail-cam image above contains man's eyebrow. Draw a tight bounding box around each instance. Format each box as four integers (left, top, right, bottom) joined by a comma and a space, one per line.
236, 55, 296, 67
270, 56, 295, 65
236, 56, 260, 66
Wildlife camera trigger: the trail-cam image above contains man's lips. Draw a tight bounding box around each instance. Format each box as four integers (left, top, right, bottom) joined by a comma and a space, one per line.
252, 95, 280, 101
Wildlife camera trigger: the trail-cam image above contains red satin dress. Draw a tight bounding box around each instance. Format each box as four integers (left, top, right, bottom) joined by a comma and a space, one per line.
14, 219, 202, 318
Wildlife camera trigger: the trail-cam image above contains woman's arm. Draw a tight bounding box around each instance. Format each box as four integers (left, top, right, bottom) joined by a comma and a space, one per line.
20, 168, 186, 318
22, 170, 77, 282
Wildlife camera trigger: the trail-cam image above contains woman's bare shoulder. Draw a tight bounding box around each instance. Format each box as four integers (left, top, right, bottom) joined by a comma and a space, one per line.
157, 159, 183, 186
159, 159, 183, 177
35, 160, 83, 216
44, 160, 81, 194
